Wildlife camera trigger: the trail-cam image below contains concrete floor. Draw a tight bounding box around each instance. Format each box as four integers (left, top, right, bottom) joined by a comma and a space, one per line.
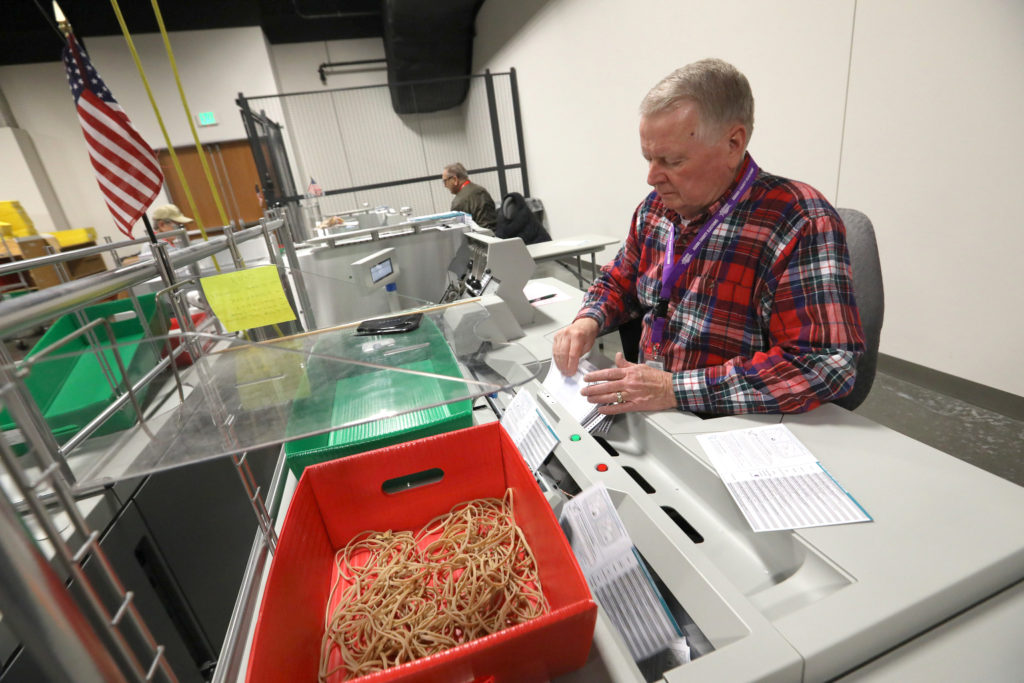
854, 372, 1024, 488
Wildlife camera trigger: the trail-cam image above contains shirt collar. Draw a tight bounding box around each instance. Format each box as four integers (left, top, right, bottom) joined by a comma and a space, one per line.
668, 152, 754, 229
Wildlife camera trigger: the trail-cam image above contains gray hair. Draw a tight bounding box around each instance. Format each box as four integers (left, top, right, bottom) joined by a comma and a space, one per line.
639, 58, 754, 142
443, 162, 469, 181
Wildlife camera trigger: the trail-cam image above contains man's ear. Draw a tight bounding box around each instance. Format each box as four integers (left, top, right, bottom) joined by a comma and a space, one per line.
725, 123, 748, 160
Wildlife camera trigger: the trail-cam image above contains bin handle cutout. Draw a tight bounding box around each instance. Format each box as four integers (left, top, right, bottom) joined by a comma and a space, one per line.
381, 467, 444, 494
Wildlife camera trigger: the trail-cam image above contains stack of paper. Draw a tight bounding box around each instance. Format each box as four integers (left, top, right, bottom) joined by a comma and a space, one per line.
560, 484, 685, 663
542, 359, 612, 433
499, 389, 559, 472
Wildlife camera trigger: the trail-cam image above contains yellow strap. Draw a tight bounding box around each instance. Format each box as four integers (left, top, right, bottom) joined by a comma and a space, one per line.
108, 0, 221, 272
149, 0, 237, 250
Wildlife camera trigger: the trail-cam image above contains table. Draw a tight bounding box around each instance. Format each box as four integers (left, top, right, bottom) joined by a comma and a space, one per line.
527, 233, 621, 288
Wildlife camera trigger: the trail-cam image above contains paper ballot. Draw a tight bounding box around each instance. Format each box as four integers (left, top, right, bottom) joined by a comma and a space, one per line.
500, 389, 559, 472
542, 359, 611, 434
561, 484, 683, 662
697, 424, 872, 533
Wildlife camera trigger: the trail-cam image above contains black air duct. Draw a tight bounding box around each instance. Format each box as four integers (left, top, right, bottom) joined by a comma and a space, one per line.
382, 0, 484, 114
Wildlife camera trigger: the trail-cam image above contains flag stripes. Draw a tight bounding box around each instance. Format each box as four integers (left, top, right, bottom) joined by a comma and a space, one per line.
63, 34, 162, 237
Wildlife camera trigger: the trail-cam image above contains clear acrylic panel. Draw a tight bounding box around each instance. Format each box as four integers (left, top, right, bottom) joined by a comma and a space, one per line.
0, 299, 542, 494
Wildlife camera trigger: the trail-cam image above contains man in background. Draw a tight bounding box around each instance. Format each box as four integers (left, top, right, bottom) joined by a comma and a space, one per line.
442, 163, 497, 230
122, 203, 192, 265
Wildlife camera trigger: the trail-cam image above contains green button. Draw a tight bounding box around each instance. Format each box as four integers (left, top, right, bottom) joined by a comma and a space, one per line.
570, 434, 581, 442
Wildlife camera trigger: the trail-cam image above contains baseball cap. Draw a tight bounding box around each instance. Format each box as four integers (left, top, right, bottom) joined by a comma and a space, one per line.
151, 204, 193, 223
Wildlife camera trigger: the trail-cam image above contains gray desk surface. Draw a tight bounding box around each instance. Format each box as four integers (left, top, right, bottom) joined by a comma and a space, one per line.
526, 233, 621, 262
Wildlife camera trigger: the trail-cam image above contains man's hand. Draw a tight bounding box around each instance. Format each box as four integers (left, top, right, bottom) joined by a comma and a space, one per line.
552, 317, 600, 376
580, 352, 676, 414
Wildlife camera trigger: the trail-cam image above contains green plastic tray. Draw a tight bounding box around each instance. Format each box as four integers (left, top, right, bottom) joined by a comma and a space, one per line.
1, 294, 168, 453
284, 318, 472, 477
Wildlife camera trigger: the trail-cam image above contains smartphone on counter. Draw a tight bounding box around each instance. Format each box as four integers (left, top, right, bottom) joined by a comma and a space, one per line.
355, 313, 423, 336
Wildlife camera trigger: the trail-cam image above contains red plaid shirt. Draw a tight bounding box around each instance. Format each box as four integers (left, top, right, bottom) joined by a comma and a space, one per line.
577, 154, 865, 414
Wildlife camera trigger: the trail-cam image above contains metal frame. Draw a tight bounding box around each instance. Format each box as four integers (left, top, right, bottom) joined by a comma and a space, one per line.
237, 68, 529, 240
0, 218, 300, 681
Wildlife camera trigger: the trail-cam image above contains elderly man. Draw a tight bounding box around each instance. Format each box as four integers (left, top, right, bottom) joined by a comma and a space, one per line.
553, 58, 864, 415
442, 162, 497, 230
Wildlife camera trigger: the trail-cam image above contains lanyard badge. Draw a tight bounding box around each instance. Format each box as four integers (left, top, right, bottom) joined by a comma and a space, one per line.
644, 157, 760, 369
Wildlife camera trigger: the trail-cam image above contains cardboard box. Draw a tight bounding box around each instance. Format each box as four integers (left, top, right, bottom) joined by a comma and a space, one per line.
248, 423, 597, 682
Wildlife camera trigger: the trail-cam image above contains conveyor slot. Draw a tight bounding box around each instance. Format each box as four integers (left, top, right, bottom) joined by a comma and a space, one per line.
622, 465, 656, 493
661, 506, 704, 544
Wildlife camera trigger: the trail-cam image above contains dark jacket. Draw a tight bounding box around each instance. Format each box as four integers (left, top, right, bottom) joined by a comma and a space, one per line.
495, 192, 551, 245
451, 181, 497, 230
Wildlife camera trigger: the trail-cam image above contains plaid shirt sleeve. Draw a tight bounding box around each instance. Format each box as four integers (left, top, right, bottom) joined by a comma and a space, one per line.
576, 163, 865, 415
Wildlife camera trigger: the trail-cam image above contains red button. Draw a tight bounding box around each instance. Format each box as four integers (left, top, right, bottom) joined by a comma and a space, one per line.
596, 463, 608, 472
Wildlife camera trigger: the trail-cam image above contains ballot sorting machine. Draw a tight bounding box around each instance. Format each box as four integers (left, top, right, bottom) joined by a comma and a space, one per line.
3, 227, 1024, 682
221, 278, 1024, 681
294, 211, 542, 333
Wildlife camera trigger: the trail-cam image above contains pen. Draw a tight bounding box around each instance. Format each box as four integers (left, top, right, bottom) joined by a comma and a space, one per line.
529, 293, 557, 303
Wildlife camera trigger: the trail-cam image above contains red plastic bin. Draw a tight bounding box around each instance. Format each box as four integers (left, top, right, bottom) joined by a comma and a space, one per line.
247, 422, 597, 683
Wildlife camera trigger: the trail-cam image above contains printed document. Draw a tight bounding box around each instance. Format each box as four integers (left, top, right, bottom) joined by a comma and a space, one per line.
697, 424, 871, 532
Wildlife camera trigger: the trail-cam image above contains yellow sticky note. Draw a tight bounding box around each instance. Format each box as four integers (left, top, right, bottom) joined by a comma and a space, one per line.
201, 265, 296, 332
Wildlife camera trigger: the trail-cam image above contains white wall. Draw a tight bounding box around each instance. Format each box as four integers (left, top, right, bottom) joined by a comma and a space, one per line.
0, 26, 278, 244
268, 39, 519, 218
474, 0, 1024, 397
0, 128, 66, 233
838, 0, 1024, 397
270, 38, 388, 93
475, 0, 853, 236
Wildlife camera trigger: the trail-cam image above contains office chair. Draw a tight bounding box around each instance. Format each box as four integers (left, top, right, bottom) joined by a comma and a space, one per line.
616, 208, 883, 410
833, 207, 884, 410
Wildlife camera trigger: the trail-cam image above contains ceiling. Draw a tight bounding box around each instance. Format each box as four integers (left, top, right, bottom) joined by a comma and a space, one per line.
0, 0, 384, 66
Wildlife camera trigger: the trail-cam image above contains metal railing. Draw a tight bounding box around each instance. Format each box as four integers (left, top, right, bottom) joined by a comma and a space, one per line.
0, 216, 300, 681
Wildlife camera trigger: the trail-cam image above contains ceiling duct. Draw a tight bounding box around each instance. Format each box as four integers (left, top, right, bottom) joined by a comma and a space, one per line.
382, 0, 484, 114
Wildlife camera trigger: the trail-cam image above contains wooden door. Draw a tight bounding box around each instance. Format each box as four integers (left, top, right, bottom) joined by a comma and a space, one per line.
156, 140, 264, 229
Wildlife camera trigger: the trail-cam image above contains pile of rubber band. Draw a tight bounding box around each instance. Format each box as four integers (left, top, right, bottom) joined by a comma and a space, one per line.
318, 489, 550, 682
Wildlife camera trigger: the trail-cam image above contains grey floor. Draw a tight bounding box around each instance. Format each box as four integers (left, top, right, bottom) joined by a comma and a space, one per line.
854, 373, 1024, 487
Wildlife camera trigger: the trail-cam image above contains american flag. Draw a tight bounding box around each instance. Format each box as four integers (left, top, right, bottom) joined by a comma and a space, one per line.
63, 34, 163, 238
307, 177, 323, 197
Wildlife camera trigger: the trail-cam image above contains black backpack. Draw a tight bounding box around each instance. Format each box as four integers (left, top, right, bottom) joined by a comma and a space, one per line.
495, 192, 551, 244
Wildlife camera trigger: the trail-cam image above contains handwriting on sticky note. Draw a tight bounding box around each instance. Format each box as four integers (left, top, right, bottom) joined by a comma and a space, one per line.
201, 265, 296, 332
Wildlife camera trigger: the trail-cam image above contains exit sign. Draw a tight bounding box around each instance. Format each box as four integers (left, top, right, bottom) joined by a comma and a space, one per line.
196, 111, 218, 126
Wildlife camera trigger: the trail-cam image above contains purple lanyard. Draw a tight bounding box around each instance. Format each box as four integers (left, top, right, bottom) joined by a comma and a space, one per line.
649, 157, 759, 352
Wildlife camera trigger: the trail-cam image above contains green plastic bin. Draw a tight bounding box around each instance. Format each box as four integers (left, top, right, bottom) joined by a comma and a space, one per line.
283, 317, 473, 477
1, 293, 168, 453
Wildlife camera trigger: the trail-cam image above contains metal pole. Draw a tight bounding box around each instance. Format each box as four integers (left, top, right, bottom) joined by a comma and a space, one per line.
0, 467, 129, 683
509, 67, 530, 197
276, 216, 316, 331
484, 69, 508, 199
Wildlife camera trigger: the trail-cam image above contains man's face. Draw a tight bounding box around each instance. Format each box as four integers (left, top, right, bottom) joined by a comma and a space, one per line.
640, 103, 746, 220
441, 171, 459, 195
155, 219, 177, 233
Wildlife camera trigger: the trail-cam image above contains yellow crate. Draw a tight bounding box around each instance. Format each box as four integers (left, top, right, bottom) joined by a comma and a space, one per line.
46, 227, 97, 248
0, 201, 35, 237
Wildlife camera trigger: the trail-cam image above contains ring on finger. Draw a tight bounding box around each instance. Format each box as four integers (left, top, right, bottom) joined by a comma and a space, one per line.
616, 391, 624, 404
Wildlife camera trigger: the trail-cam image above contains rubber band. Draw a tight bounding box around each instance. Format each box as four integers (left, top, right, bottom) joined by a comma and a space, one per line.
317, 489, 550, 681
